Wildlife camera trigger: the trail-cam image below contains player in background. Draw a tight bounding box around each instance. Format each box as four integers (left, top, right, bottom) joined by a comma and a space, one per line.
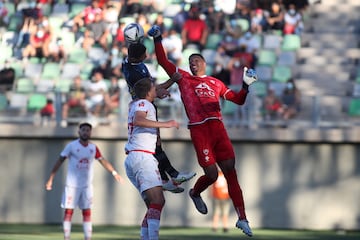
45, 122, 123, 240
211, 169, 231, 233
148, 25, 258, 237
124, 77, 179, 240
122, 42, 196, 193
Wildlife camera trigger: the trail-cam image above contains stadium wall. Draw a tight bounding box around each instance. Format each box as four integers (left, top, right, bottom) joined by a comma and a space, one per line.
0, 124, 359, 230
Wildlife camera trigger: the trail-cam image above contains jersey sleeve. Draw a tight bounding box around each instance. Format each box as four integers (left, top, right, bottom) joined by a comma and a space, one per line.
95, 145, 103, 160
60, 142, 72, 158
223, 86, 249, 105
155, 41, 177, 77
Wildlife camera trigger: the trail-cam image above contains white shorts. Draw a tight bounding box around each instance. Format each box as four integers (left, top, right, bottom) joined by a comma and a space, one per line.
61, 185, 93, 209
124, 151, 162, 199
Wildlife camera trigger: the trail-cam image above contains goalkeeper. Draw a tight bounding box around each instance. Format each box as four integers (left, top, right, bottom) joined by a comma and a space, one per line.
148, 25, 258, 237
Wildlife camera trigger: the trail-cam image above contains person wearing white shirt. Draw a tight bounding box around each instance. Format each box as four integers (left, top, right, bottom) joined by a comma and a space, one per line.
124, 77, 179, 240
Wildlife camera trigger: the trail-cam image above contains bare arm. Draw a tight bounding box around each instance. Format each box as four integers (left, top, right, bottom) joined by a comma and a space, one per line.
98, 158, 124, 183
45, 156, 66, 190
134, 111, 179, 129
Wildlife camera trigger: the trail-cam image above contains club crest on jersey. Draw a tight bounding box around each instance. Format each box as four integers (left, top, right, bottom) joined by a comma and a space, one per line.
195, 83, 215, 97
138, 101, 145, 107
203, 149, 210, 162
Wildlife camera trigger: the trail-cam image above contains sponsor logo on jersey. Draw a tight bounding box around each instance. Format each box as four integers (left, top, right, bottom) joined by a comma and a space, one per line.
195, 83, 215, 97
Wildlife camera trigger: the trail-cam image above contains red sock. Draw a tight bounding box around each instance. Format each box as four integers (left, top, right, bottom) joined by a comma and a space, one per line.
224, 169, 247, 220
193, 174, 215, 196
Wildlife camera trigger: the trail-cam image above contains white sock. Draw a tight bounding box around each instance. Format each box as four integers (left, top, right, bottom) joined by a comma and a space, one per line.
140, 226, 149, 240
63, 221, 71, 239
83, 222, 92, 239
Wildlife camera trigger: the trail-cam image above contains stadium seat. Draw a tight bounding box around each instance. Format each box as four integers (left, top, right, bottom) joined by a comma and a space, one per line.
27, 94, 47, 111
201, 49, 217, 66
263, 34, 282, 49
61, 63, 81, 79
232, 18, 249, 32
0, 46, 13, 63
143, 37, 154, 55
205, 33, 222, 50
272, 65, 292, 82
69, 3, 87, 18
67, 48, 88, 64
255, 65, 272, 82
8, 93, 28, 109
277, 51, 297, 66
249, 81, 268, 97
55, 79, 72, 93
36, 79, 55, 93
0, 94, 8, 111
10, 61, 24, 78
281, 34, 301, 51
41, 62, 61, 80
257, 49, 277, 66
24, 62, 43, 79
348, 98, 360, 116
15, 78, 35, 93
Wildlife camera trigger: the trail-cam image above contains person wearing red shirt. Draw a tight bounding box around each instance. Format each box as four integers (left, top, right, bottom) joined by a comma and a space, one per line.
148, 25, 258, 237
181, 4, 208, 51
22, 24, 51, 60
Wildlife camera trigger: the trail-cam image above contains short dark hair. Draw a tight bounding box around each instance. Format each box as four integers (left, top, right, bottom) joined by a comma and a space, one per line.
79, 122, 92, 129
134, 77, 152, 99
128, 43, 146, 59
188, 53, 205, 62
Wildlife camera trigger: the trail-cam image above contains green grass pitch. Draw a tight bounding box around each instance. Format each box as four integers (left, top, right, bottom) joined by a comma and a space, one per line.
0, 224, 359, 240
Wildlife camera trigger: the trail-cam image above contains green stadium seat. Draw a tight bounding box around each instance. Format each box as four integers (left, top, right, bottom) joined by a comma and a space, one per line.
281, 34, 301, 51
27, 94, 47, 111
272, 65, 292, 82
348, 98, 360, 116
257, 49, 277, 66
41, 62, 61, 80
55, 79, 72, 93
67, 48, 88, 64
15, 78, 35, 93
205, 33, 223, 50
0, 94, 8, 111
250, 81, 268, 97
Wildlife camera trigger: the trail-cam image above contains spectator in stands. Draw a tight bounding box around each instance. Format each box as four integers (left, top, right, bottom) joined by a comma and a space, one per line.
152, 13, 167, 34
280, 78, 301, 120
251, 8, 266, 33
263, 87, 283, 120
21, 1, 43, 22
40, 98, 55, 125
181, 3, 208, 51
61, 76, 87, 128
104, 76, 120, 116
114, 21, 126, 48
118, 0, 154, 17
0, 0, 9, 28
72, 0, 102, 33
82, 11, 110, 51
162, 28, 183, 66
108, 43, 124, 78
22, 23, 51, 61
0, 60, 15, 92
204, 4, 226, 34
172, 4, 189, 34
211, 63, 231, 86
16, 17, 37, 48
103, 1, 120, 37
136, 13, 151, 36
227, 45, 254, 85
85, 70, 108, 117
238, 31, 260, 55
264, 1, 285, 32
48, 37, 66, 63
283, 3, 304, 35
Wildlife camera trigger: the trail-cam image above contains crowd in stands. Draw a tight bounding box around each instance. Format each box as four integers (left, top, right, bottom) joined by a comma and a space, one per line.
0, 0, 310, 126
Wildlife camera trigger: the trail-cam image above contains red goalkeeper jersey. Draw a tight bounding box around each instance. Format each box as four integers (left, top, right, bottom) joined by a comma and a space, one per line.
154, 41, 249, 125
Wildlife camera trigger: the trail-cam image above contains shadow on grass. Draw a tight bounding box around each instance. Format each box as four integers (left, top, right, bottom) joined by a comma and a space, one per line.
0, 224, 359, 240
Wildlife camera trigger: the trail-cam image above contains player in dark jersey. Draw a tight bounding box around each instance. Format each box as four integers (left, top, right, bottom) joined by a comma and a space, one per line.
148, 25, 258, 237
122, 43, 196, 193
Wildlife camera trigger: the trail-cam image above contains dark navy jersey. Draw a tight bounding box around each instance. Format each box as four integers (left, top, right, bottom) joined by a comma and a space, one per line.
122, 58, 152, 99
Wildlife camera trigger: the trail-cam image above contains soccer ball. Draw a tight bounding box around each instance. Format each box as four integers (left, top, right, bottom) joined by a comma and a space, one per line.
124, 23, 145, 44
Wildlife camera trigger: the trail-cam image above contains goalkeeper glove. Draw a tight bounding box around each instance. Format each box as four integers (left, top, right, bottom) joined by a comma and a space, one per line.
147, 25, 162, 42
243, 67, 258, 85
